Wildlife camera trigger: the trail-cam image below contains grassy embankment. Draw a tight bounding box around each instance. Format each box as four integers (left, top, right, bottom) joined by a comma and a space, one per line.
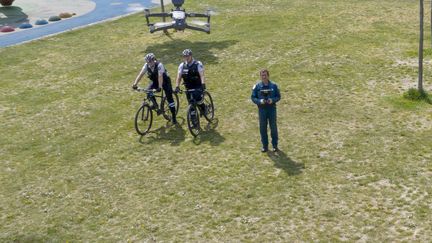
1, 0, 432, 241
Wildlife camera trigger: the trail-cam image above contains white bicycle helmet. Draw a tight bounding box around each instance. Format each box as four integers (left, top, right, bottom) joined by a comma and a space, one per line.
182, 49, 193, 56
145, 53, 156, 62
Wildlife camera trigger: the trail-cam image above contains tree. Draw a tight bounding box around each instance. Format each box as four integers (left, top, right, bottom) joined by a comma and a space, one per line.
160, 0, 169, 34
419, 0, 424, 92
161, 0, 166, 22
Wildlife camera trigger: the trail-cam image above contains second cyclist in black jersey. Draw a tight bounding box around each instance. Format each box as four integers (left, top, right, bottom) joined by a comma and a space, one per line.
175, 49, 206, 113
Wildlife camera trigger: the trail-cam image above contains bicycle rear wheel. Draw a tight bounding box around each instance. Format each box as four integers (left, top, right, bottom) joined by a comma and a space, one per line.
186, 104, 201, 137
203, 91, 215, 122
134, 104, 153, 135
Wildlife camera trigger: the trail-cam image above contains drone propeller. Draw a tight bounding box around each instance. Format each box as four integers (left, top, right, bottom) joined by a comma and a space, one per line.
154, 22, 174, 28
206, 8, 219, 16
189, 20, 210, 27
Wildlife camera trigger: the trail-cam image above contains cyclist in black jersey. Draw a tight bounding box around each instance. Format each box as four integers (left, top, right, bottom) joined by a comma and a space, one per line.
132, 53, 177, 124
175, 49, 206, 113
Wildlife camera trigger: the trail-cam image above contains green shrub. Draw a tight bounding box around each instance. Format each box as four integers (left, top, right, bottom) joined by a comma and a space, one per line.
403, 88, 431, 103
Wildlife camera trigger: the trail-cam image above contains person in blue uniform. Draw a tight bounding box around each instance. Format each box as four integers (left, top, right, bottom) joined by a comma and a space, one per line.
132, 53, 177, 124
251, 69, 281, 152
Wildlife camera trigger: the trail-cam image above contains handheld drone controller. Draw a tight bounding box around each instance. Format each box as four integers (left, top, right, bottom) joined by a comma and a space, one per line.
260, 89, 272, 100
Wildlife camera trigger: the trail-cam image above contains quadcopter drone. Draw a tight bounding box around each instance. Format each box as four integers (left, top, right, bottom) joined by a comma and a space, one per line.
144, 0, 211, 34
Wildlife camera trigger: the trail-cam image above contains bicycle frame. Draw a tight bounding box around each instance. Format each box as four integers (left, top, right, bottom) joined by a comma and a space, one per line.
182, 88, 203, 105
137, 88, 165, 111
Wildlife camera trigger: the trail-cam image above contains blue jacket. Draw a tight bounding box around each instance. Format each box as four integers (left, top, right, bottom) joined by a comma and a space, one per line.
251, 81, 281, 108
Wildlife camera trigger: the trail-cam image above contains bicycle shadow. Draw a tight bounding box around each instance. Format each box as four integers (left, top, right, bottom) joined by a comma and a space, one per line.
139, 118, 186, 146
193, 118, 225, 146
142, 39, 239, 65
267, 149, 305, 176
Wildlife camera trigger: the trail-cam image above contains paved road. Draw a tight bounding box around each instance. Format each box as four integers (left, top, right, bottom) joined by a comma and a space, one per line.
0, 0, 156, 47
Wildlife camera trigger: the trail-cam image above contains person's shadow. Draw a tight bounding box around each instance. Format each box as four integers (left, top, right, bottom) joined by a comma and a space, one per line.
0, 6, 29, 27
192, 118, 225, 145
267, 149, 304, 176
142, 39, 239, 66
139, 118, 186, 146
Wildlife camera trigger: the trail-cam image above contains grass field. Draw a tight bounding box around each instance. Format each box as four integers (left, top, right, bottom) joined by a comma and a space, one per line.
1, 0, 432, 241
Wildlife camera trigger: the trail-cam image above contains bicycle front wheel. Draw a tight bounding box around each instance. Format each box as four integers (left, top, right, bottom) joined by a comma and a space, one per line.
174, 92, 180, 115
134, 104, 153, 135
186, 104, 201, 137
203, 91, 215, 122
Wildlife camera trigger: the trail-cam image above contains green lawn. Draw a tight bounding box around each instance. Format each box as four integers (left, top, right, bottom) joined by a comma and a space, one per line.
1, 0, 432, 241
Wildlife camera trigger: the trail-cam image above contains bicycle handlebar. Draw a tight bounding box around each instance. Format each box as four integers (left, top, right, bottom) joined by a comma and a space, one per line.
178, 88, 203, 94
135, 88, 158, 93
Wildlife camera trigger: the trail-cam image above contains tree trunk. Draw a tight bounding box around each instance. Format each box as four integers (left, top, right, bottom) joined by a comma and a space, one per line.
419, 0, 424, 92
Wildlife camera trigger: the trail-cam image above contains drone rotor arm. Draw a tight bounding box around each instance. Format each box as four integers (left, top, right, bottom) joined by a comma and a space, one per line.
189, 20, 210, 27
186, 12, 211, 26
186, 12, 209, 18
150, 24, 176, 33
154, 21, 175, 28
184, 23, 210, 34
145, 11, 172, 27
145, 12, 172, 18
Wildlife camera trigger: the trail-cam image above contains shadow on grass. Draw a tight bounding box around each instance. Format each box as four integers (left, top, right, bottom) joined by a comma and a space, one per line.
4, 234, 47, 242
142, 40, 239, 65
193, 118, 225, 146
139, 118, 186, 146
268, 150, 304, 176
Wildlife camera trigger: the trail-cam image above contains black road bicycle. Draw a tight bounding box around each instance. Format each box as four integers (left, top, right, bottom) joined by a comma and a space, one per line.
180, 88, 215, 137
134, 88, 179, 135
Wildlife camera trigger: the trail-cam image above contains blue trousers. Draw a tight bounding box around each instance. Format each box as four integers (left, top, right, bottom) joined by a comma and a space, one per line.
258, 107, 278, 148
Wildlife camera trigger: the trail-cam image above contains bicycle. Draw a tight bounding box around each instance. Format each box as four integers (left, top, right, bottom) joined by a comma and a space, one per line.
134, 87, 180, 135
179, 88, 215, 137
